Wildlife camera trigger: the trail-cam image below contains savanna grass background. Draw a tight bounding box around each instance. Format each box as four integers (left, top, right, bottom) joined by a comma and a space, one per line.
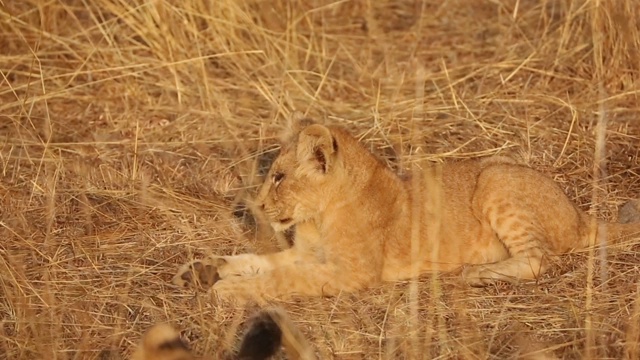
2, 0, 640, 359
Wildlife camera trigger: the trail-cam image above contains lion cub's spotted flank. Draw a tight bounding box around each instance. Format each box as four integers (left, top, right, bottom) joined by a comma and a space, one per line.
173, 120, 640, 302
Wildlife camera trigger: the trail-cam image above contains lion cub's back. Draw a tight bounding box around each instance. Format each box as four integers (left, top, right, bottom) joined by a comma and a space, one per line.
439, 156, 519, 218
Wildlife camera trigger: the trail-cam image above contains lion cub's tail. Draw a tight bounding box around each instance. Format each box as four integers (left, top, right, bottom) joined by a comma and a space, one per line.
584, 199, 640, 246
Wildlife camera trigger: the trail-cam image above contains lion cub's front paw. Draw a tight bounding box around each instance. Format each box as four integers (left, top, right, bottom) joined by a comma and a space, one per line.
173, 254, 269, 289
172, 258, 227, 289
461, 265, 494, 287
462, 264, 518, 287
215, 253, 270, 278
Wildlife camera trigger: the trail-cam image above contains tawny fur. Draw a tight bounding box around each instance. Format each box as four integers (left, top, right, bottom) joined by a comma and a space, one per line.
173, 122, 640, 301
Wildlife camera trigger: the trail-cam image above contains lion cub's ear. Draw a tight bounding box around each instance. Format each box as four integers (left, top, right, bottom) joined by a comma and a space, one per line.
296, 124, 337, 174
279, 111, 317, 144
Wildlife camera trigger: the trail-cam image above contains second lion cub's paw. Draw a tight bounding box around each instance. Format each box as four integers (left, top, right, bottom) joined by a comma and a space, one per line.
172, 258, 227, 289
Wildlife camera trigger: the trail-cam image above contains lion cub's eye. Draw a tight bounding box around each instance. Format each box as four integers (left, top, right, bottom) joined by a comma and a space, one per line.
273, 172, 285, 184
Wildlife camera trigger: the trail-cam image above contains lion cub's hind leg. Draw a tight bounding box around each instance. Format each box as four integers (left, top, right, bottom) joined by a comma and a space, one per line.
463, 168, 555, 286
462, 224, 550, 287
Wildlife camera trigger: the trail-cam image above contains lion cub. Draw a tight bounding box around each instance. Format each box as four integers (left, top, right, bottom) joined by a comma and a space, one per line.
131, 307, 314, 360
173, 122, 640, 301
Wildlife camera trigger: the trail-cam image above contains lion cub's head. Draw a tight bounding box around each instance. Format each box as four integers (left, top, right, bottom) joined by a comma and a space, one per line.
256, 122, 343, 231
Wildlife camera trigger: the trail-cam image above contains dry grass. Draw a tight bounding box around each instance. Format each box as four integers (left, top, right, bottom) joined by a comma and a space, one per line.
1, 0, 640, 359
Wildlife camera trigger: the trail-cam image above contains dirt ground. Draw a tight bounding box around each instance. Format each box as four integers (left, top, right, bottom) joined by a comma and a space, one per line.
1, 0, 640, 359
